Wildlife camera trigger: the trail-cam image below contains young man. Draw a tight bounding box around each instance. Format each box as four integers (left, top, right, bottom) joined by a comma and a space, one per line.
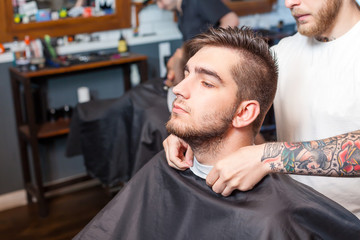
156, 0, 239, 87
164, 0, 360, 218
74, 27, 360, 240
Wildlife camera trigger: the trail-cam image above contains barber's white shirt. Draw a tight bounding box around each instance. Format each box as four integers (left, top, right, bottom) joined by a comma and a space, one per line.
272, 21, 360, 218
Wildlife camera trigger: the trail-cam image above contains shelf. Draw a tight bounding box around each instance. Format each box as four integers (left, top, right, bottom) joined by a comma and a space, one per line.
10, 53, 148, 79
19, 118, 70, 139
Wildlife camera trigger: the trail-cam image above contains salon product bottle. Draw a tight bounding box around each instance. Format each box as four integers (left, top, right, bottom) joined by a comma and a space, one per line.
118, 33, 128, 55
12, 36, 24, 66
130, 64, 140, 87
24, 35, 32, 59
0, 43, 5, 54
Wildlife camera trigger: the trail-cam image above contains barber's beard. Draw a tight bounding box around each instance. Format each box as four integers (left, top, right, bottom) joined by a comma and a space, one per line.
166, 103, 238, 156
294, 0, 341, 37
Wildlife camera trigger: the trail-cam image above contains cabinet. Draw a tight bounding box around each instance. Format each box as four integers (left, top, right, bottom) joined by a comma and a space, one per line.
9, 53, 148, 217
0, 0, 131, 43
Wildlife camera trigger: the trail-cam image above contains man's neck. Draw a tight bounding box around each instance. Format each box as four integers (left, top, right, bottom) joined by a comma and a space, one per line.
191, 129, 254, 166
317, 2, 360, 40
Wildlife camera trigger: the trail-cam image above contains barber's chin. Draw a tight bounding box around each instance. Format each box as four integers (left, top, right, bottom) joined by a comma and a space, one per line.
297, 23, 318, 37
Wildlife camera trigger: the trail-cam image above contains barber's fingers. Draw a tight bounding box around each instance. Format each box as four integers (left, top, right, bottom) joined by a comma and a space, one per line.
207, 173, 235, 196
163, 135, 171, 160
163, 136, 183, 170
206, 168, 220, 187
207, 168, 234, 196
221, 186, 235, 197
211, 178, 226, 195
163, 135, 192, 170
184, 145, 194, 166
163, 137, 173, 168
169, 147, 189, 170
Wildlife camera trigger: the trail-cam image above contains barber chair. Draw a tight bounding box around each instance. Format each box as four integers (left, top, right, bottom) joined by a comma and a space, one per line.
66, 78, 170, 188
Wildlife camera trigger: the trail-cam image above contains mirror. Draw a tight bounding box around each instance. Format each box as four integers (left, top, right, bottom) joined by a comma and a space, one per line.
0, 0, 130, 43
25, 0, 85, 11
222, 0, 277, 16
12, 0, 116, 23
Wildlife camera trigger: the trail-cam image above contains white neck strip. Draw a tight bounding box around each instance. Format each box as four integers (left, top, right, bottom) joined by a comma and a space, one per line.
189, 157, 213, 179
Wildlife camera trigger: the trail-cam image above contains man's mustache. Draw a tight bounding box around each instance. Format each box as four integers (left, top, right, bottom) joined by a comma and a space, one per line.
173, 99, 191, 113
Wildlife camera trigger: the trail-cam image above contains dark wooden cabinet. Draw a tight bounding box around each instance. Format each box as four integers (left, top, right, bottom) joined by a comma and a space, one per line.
9, 53, 148, 217
0, 0, 131, 43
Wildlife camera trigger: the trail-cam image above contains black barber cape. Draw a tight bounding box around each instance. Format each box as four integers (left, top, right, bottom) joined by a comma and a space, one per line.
66, 78, 170, 186
74, 151, 360, 240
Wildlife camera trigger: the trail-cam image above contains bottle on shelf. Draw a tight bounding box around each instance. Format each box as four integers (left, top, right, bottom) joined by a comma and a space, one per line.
24, 35, 32, 60
12, 36, 21, 65
130, 64, 140, 87
12, 36, 29, 71
0, 43, 5, 54
118, 32, 129, 56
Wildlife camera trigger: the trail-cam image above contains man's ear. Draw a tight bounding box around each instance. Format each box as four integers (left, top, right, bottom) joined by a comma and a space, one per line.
232, 100, 260, 128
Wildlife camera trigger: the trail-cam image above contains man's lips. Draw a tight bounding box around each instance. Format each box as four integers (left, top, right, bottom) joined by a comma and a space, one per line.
294, 13, 310, 22
172, 104, 188, 114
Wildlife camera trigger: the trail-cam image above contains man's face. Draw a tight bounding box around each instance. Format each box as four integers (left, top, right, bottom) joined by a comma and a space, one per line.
166, 46, 240, 142
156, 0, 178, 11
285, 0, 341, 37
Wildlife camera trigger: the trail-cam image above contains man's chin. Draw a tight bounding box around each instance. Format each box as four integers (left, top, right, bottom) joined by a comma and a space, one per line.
297, 25, 318, 37
166, 121, 189, 139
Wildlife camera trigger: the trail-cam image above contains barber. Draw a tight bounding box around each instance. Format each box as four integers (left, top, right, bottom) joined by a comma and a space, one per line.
163, 0, 360, 219
156, 0, 239, 87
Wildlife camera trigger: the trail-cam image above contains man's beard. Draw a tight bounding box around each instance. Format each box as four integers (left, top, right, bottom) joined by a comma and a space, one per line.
166, 101, 238, 155
294, 0, 341, 37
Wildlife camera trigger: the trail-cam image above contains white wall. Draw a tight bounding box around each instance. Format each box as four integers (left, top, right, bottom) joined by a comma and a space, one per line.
111, 0, 295, 43
135, 0, 295, 37
238, 0, 295, 29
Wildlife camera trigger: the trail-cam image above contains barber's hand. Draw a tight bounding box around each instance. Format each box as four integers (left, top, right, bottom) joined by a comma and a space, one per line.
164, 48, 184, 88
163, 134, 194, 170
206, 144, 270, 196
164, 69, 176, 87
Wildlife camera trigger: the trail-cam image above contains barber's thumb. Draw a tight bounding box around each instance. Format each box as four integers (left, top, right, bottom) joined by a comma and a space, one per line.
184, 149, 194, 166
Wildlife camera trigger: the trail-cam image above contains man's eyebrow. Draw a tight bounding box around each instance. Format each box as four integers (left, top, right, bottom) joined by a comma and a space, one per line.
184, 64, 189, 72
196, 67, 224, 84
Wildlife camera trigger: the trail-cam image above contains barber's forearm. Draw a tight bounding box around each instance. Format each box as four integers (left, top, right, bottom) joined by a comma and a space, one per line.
261, 130, 360, 176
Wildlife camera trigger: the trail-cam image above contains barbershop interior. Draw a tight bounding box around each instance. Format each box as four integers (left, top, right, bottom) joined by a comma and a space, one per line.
1, 0, 360, 239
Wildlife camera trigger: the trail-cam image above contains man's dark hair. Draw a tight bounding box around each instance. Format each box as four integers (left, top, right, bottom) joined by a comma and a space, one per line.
183, 26, 278, 135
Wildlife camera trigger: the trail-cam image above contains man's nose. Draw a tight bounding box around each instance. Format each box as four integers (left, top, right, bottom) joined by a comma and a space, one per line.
285, 0, 301, 9
173, 77, 191, 99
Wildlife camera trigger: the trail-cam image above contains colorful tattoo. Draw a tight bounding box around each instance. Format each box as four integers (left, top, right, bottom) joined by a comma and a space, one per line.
261, 131, 360, 176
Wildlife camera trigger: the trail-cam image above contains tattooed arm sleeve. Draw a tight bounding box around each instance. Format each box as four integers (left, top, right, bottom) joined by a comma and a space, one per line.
261, 130, 360, 176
